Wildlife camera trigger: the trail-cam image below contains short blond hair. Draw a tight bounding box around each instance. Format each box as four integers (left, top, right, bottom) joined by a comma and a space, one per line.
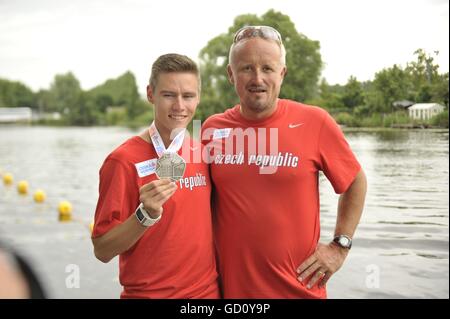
149, 53, 201, 91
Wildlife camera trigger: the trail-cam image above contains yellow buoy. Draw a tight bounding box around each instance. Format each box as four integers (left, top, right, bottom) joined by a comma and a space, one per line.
3, 173, 13, 185
33, 189, 46, 203
58, 201, 73, 222
17, 180, 29, 195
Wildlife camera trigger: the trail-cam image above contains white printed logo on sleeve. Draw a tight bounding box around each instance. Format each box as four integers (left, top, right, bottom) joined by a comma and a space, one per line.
135, 158, 157, 177
213, 128, 232, 140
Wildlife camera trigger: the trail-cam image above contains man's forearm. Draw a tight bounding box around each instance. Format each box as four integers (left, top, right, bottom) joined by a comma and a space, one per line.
92, 213, 147, 263
334, 169, 367, 238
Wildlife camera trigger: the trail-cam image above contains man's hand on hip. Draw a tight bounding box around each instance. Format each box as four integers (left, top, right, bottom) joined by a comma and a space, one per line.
296, 242, 349, 289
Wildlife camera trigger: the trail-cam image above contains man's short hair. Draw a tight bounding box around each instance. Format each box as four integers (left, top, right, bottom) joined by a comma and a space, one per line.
149, 53, 201, 91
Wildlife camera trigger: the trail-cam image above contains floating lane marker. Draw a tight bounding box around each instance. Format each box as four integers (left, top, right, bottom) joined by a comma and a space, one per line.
3, 172, 14, 185
58, 201, 73, 222
17, 180, 29, 195
33, 189, 47, 203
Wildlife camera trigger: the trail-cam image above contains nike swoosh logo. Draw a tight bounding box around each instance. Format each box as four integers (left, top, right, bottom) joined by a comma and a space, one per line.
289, 123, 304, 128
190, 147, 199, 151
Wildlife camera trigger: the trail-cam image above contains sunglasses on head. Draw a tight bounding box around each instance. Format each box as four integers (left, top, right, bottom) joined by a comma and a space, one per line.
233, 25, 283, 45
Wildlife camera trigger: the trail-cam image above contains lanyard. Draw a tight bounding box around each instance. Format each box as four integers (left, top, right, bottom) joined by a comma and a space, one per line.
148, 121, 185, 158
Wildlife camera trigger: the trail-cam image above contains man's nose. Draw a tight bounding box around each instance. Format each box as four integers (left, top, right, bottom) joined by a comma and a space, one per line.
172, 96, 184, 111
252, 69, 264, 84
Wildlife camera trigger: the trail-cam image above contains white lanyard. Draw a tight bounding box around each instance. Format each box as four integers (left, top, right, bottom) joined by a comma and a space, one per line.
148, 121, 185, 158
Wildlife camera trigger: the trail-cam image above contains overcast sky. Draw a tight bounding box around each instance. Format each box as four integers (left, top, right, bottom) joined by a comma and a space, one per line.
0, 0, 448, 96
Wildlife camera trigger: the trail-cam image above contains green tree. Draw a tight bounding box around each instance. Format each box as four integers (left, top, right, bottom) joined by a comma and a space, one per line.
94, 94, 114, 113
123, 78, 140, 120
35, 89, 53, 113
47, 72, 99, 125
0, 79, 35, 108
341, 76, 365, 109
363, 49, 447, 114
307, 78, 345, 111
431, 72, 449, 107
198, 9, 322, 120
368, 64, 411, 113
406, 49, 440, 102
48, 72, 82, 114
88, 71, 144, 120
70, 92, 100, 126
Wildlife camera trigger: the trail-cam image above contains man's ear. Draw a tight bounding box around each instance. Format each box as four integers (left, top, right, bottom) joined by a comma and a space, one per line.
281, 66, 287, 79
280, 66, 287, 84
227, 65, 235, 85
147, 85, 154, 104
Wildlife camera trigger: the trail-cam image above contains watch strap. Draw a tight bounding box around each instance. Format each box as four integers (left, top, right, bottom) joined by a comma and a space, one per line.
135, 203, 161, 227
333, 235, 352, 249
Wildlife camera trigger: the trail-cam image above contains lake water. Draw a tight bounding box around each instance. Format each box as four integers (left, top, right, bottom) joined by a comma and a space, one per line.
0, 126, 448, 299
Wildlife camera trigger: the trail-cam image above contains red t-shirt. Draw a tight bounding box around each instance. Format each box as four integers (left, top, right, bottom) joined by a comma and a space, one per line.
92, 136, 219, 298
202, 99, 361, 298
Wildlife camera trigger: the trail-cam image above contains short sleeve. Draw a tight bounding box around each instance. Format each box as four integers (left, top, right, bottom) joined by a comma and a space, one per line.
92, 158, 138, 238
318, 113, 361, 194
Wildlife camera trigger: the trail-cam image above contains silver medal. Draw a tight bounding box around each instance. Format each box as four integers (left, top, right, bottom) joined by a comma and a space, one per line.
155, 152, 186, 182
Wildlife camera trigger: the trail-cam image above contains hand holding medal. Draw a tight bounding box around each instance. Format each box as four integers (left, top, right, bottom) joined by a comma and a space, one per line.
138, 179, 177, 218
138, 121, 187, 219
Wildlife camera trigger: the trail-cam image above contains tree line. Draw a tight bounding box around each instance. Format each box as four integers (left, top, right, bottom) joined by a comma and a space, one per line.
0, 71, 149, 126
0, 10, 448, 127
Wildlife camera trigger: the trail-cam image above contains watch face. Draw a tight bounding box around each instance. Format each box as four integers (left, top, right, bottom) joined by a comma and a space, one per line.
136, 208, 145, 222
340, 237, 350, 246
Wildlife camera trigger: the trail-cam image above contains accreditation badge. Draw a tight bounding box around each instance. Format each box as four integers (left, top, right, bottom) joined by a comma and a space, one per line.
155, 152, 186, 182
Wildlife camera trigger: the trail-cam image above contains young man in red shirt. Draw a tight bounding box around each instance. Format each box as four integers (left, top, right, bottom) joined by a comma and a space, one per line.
202, 26, 367, 298
92, 54, 219, 298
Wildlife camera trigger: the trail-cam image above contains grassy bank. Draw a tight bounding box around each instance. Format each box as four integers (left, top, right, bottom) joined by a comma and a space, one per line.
333, 110, 449, 129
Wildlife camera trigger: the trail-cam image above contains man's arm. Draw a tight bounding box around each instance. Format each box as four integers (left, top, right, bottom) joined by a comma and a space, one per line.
92, 179, 177, 263
297, 169, 367, 289
92, 214, 148, 263
334, 168, 367, 238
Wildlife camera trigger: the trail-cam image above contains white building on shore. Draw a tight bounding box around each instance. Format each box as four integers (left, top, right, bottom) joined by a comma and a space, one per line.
0, 107, 32, 123
408, 103, 445, 120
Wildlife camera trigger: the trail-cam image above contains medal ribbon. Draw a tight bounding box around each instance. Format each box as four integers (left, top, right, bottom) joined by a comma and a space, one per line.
149, 121, 185, 158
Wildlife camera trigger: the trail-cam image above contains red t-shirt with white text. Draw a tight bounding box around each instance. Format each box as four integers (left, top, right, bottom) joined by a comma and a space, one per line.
93, 136, 219, 298
202, 99, 361, 298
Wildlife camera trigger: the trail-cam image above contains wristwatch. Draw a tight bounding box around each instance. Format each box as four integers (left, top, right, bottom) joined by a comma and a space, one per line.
333, 235, 352, 249
135, 203, 161, 227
